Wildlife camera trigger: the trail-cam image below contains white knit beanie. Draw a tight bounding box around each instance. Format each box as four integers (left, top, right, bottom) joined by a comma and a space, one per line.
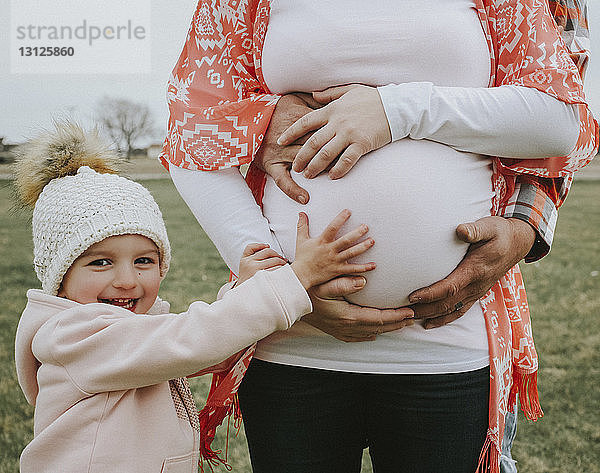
14, 122, 171, 295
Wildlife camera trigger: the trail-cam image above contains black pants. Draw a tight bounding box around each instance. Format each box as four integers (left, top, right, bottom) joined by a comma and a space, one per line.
238, 359, 489, 473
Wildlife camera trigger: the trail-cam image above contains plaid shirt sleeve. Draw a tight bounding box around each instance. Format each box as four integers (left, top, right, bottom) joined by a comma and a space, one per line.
500, 0, 591, 262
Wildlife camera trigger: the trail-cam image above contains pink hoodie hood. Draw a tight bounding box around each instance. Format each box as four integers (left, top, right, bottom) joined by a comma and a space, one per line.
15, 290, 77, 405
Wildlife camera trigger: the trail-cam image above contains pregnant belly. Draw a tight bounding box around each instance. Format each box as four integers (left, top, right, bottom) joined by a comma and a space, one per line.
263, 139, 494, 308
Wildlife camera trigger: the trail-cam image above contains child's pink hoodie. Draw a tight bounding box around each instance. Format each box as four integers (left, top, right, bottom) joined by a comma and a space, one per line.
15, 265, 311, 473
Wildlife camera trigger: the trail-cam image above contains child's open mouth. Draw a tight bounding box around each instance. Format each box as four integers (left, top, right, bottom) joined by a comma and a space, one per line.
99, 298, 139, 312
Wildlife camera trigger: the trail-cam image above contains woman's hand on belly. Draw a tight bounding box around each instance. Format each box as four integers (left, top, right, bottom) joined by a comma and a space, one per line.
304, 277, 415, 342
408, 216, 536, 329
277, 84, 391, 180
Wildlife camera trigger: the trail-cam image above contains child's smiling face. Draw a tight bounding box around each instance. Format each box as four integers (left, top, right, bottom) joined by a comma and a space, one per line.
58, 234, 162, 314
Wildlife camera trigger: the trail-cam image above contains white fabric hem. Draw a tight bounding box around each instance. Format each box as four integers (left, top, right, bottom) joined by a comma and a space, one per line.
251, 352, 490, 375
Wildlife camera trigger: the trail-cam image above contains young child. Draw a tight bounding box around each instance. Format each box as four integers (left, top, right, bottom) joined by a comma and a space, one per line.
13, 123, 375, 473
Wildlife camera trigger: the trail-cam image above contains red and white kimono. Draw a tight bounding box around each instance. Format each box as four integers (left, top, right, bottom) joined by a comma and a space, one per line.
160, 1, 597, 471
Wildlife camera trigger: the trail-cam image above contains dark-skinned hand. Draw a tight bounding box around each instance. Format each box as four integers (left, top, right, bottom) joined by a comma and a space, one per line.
253, 92, 321, 204
303, 276, 415, 342
408, 216, 536, 329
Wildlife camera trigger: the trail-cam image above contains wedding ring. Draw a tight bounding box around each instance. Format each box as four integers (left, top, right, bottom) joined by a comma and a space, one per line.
454, 301, 464, 312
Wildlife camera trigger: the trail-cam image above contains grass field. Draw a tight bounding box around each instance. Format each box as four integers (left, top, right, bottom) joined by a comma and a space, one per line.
1, 178, 598, 472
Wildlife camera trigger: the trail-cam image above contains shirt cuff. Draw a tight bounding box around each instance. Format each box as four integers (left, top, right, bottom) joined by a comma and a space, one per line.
217, 280, 237, 300
499, 181, 558, 262
262, 265, 313, 328
377, 82, 433, 142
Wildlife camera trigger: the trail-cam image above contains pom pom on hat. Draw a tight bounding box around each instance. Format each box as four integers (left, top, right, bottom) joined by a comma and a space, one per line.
13, 121, 122, 208
13, 121, 171, 295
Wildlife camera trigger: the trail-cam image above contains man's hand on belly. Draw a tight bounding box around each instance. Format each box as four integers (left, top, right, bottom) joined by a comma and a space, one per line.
254, 93, 321, 205
303, 277, 415, 342
406, 216, 536, 328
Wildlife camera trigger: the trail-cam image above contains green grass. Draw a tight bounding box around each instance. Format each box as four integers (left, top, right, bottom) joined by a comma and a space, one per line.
1, 178, 598, 472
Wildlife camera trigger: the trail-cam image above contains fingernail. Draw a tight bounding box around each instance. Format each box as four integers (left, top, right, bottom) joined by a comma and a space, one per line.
353, 277, 366, 288
277, 137, 283, 145
298, 194, 307, 204
405, 308, 415, 319
408, 294, 421, 303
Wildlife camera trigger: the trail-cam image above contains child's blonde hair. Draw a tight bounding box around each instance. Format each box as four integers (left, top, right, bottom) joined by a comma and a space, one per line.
13, 121, 171, 295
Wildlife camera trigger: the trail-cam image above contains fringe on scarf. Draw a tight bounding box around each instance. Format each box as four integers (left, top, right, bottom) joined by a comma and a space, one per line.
477, 369, 543, 473
508, 370, 544, 421
476, 433, 500, 473
198, 374, 243, 473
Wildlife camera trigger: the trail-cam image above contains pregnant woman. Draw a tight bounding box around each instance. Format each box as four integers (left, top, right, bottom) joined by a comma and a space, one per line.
161, 1, 597, 472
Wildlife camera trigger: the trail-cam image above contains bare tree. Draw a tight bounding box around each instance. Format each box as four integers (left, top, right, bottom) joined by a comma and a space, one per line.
95, 97, 155, 159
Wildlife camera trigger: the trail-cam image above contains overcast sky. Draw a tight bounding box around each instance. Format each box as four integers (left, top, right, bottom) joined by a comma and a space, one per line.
1, 1, 599, 145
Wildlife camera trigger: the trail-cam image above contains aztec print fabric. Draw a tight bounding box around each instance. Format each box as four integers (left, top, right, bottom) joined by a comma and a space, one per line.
161, 1, 598, 471
161, 0, 277, 171
499, 0, 593, 261
475, 0, 596, 181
